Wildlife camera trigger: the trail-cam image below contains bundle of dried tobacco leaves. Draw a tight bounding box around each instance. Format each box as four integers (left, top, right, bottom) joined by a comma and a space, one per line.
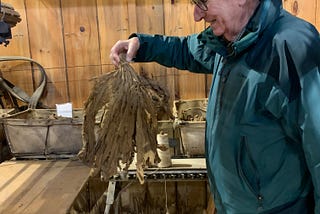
78, 61, 171, 184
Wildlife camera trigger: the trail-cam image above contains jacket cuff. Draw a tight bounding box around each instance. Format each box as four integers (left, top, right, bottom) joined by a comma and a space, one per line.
128, 33, 149, 62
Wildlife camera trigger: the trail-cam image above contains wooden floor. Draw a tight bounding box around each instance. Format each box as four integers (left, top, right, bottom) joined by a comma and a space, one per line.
0, 159, 90, 214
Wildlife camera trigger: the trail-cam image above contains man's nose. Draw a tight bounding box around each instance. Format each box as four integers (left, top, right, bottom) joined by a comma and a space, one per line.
194, 5, 205, 22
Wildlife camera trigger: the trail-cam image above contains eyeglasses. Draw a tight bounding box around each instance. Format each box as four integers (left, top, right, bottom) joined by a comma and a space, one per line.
191, 0, 208, 11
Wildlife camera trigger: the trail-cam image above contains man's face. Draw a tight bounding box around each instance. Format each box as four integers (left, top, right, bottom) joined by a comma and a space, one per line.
193, 0, 244, 41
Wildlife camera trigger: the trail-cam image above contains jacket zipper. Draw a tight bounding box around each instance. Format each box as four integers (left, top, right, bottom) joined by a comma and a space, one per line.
238, 136, 264, 211
216, 56, 229, 113
217, 58, 231, 110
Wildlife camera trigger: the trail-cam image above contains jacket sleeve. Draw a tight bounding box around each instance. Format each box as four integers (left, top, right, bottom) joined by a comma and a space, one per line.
293, 29, 320, 212
299, 63, 320, 213
275, 21, 320, 211
132, 33, 215, 74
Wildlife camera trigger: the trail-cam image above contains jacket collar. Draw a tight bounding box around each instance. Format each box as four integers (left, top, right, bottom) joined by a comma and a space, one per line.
197, 0, 282, 58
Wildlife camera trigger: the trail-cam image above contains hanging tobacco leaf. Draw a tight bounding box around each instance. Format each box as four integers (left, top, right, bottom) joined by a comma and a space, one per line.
78, 60, 171, 184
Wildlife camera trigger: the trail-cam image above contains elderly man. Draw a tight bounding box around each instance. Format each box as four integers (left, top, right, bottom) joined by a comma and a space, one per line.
110, 0, 320, 213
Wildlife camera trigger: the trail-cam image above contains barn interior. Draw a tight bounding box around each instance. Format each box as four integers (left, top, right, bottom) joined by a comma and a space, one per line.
0, 1, 318, 214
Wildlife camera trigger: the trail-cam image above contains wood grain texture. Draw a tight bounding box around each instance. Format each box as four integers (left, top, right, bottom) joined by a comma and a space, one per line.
25, 0, 69, 106
0, 0, 30, 56
0, 0, 319, 107
61, 0, 101, 67
283, 0, 317, 25
135, 0, 168, 95
0, 1, 33, 107
61, 0, 102, 108
314, 0, 320, 30
67, 66, 100, 108
164, 0, 207, 100
25, 0, 65, 68
0, 160, 90, 214
42, 68, 69, 107
0, 61, 34, 103
97, 0, 136, 67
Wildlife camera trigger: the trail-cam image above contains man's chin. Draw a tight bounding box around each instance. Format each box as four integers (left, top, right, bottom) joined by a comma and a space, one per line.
210, 27, 223, 37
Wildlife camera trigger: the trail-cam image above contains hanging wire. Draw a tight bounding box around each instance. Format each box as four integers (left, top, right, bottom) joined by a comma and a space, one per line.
164, 178, 169, 214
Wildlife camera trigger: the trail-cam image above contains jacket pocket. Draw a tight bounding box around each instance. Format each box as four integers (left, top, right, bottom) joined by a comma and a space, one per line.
238, 136, 261, 197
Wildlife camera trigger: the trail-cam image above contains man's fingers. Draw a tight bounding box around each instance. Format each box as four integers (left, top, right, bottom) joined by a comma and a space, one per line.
110, 40, 127, 66
126, 45, 134, 62
109, 51, 120, 67
126, 37, 140, 62
110, 38, 139, 66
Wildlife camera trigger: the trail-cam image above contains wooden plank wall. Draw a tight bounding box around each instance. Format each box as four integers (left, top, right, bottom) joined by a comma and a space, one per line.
0, 0, 319, 108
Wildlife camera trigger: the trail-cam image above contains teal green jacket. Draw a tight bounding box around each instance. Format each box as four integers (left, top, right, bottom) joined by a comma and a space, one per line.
133, 0, 320, 213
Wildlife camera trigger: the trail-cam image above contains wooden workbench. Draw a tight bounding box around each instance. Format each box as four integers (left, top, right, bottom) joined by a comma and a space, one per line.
0, 159, 90, 214
129, 158, 206, 170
